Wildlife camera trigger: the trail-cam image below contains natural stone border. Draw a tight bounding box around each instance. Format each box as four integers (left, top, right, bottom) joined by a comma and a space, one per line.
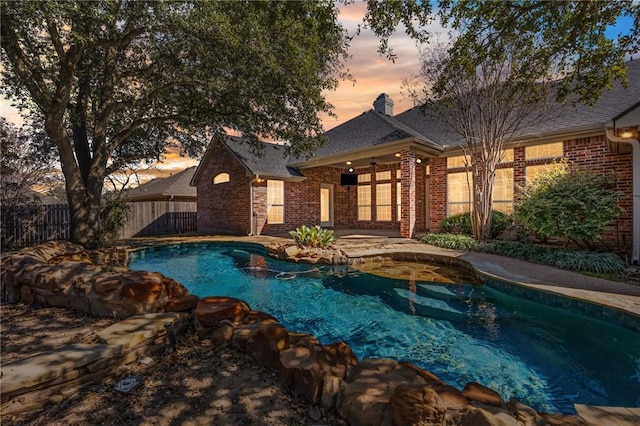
1, 241, 587, 425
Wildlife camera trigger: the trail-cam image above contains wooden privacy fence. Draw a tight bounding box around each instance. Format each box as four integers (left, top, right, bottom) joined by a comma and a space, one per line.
1, 201, 198, 248
1, 204, 70, 248
119, 200, 197, 238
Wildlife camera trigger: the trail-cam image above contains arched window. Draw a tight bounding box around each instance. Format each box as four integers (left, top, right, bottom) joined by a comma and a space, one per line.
213, 173, 230, 185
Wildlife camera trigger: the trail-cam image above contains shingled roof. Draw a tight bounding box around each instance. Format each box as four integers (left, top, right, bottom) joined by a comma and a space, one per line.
123, 166, 197, 201
394, 59, 640, 149
222, 135, 304, 179
313, 110, 443, 159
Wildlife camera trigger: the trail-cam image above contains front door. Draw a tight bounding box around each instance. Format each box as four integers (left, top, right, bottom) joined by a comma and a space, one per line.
320, 184, 333, 227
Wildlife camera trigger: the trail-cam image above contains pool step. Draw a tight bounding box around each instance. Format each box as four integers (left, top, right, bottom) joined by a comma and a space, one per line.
393, 288, 467, 322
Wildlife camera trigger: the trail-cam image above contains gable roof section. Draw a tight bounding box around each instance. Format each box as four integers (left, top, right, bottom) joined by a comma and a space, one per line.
191, 135, 304, 186
124, 166, 197, 201
312, 110, 443, 159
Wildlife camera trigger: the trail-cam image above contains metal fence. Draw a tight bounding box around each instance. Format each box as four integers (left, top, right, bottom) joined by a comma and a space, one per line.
1, 201, 198, 248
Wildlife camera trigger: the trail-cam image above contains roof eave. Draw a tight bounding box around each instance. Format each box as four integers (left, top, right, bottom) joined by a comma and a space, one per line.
291, 137, 443, 169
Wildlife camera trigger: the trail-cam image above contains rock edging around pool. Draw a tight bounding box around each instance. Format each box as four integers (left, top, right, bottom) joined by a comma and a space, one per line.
1, 241, 584, 425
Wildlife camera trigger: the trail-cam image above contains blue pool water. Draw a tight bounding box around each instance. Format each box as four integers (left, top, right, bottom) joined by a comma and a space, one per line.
130, 243, 640, 414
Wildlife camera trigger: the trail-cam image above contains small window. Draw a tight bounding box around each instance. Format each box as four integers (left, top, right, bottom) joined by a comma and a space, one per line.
358, 173, 371, 183
376, 171, 391, 181
525, 142, 563, 160
447, 155, 470, 169
213, 173, 230, 185
396, 169, 402, 179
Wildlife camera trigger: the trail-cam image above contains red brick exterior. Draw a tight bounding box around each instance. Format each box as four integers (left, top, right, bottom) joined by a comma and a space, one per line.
196, 133, 633, 254
196, 140, 252, 234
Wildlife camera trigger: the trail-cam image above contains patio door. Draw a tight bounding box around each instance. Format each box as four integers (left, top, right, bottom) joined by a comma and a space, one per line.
320, 184, 334, 227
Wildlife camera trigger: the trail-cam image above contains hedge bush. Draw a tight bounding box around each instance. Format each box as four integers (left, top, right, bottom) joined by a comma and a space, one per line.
439, 211, 512, 239
422, 234, 625, 274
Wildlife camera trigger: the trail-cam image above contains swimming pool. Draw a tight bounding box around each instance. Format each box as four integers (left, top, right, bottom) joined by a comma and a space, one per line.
130, 242, 640, 414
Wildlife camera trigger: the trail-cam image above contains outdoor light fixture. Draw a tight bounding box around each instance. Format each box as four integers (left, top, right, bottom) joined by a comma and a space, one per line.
618, 128, 635, 139
416, 158, 423, 164
395, 152, 402, 158
347, 167, 354, 173
346, 161, 352, 165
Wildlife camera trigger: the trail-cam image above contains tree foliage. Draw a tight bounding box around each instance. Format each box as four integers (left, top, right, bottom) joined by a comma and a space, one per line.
515, 162, 622, 250
438, 0, 640, 105
1, 0, 431, 247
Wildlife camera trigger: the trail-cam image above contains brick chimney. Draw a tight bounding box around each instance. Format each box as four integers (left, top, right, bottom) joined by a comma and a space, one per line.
373, 93, 394, 116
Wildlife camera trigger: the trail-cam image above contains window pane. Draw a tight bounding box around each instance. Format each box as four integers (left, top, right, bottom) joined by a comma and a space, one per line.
267, 180, 284, 224
501, 149, 514, 163
525, 142, 563, 160
376, 183, 391, 221
358, 185, 371, 221
320, 187, 330, 222
396, 181, 402, 221
213, 173, 230, 184
526, 164, 555, 185
376, 171, 391, 181
396, 169, 401, 179
447, 155, 470, 169
492, 168, 513, 213
447, 172, 472, 215
358, 173, 371, 183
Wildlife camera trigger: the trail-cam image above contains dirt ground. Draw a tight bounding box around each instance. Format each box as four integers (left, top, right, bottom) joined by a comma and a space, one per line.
1, 303, 347, 426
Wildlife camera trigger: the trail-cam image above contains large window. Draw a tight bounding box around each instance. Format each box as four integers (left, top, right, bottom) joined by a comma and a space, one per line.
525, 142, 563, 160
492, 168, 514, 214
376, 183, 392, 221
447, 171, 472, 216
267, 180, 284, 224
357, 185, 371, 221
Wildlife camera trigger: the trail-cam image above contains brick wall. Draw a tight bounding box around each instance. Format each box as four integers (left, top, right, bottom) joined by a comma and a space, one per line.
195, 140, 251, 234
196, 134, 633, 254
425, 134, 633, 253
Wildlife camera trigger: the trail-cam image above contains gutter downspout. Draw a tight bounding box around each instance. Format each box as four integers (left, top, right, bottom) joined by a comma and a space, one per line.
605, 127, 640, 265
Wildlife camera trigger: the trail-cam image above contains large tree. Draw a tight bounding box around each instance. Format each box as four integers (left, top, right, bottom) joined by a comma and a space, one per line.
1, 0, 432, 248
410, 1, 639, 241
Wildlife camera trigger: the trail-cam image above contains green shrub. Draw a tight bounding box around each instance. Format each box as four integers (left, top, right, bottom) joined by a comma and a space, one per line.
421, 233, 480, 251
439, 211, 512, 239
439, 213, 472, 235
98, 198, 131, 244
481, 240, 625, 274
516, 162, 622, 250
289, 225, 335, 248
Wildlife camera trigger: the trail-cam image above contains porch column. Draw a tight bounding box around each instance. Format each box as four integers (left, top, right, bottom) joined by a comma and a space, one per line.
400, 150, 416, 238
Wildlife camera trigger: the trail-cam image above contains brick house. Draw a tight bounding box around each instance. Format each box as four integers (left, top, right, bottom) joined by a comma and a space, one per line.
192, 60, 640, 263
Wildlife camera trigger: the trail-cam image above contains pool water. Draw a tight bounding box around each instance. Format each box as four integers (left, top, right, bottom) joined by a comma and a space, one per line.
130, 243, 640, 414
